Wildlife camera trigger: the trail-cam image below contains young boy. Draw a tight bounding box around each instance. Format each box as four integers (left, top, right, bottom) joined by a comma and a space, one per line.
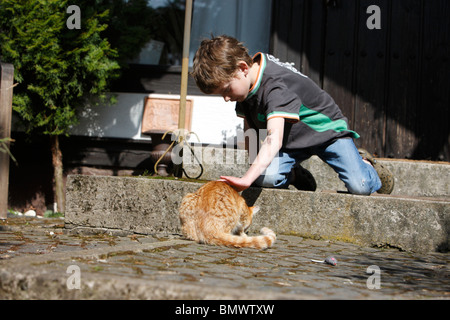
191, 35, 394, 195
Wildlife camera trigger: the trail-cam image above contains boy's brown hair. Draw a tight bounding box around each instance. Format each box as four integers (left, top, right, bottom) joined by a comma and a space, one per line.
191, 35, 253, 94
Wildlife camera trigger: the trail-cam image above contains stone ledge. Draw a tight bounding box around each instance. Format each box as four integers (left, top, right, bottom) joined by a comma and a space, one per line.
65, 175, 449, 253
184, 147, 450, 198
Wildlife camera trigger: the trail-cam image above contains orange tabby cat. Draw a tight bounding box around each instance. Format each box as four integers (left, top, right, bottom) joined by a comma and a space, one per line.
179, 181, 276, 249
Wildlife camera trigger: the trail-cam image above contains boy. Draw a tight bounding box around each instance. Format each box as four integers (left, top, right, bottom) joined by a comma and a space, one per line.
191, 35, 394, 195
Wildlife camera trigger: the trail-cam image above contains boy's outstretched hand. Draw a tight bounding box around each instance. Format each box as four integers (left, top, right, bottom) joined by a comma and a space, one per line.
219, 176, 251, 192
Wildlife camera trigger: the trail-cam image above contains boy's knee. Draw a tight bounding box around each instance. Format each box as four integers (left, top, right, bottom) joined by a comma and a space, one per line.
342, 163, 382, 196
346, 182, 372, 196
345, 177, 380, 196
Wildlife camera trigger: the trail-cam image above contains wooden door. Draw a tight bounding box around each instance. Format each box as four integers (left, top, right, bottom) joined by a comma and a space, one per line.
270, 0, 450, 161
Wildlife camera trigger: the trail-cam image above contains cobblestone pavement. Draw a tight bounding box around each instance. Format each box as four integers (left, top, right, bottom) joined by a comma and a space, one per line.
0, 217, 449, 300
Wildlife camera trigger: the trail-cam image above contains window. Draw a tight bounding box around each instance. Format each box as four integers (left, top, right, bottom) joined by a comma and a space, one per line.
189, 0, 273, 65
130, 0, 273, 66
130, 0, 186, 66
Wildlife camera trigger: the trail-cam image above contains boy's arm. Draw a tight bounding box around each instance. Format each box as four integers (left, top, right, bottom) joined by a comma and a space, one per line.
220, 117, 285, 192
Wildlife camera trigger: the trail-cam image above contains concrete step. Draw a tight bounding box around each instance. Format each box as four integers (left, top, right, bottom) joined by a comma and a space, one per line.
183, 147, 450, 199
65, 175, 449, 254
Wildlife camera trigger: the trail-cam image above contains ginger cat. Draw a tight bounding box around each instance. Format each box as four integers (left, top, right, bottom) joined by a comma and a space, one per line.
179, 181, 276, 249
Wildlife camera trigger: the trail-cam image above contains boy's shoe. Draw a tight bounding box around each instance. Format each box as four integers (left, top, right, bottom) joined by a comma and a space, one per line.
358, 149, 395, 194
291, 165, 317, 192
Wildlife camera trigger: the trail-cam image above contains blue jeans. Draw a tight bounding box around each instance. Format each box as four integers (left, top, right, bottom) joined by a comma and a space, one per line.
253, 138, 382, 195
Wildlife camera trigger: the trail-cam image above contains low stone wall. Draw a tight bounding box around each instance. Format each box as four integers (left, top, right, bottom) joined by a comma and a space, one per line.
65, 175, 449, 253
183, 147, 450, 198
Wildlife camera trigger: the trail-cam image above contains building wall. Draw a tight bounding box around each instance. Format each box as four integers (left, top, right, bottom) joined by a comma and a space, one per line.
69, 93, 242, 147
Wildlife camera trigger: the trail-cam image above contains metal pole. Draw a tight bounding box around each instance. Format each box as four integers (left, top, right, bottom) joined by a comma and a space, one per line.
178, 0, 193, 130
0, 63, 14, 220
174, 0, 193, 178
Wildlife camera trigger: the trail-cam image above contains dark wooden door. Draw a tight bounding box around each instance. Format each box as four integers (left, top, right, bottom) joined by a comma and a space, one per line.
270, 0, 450, 161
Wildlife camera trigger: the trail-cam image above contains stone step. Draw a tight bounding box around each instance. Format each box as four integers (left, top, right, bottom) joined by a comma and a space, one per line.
183, 147, 450, 198
65, 175, 449, 254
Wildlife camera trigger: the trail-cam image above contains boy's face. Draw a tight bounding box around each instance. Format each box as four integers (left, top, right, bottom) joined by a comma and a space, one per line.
212, 63, 251, 103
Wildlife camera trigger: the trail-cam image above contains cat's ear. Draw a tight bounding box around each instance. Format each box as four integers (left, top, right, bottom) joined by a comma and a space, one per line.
251, 206, 260, 215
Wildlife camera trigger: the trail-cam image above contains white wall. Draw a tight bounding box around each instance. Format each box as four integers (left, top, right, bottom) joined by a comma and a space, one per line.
188, 94, 243, 146
69, 93, 243, 146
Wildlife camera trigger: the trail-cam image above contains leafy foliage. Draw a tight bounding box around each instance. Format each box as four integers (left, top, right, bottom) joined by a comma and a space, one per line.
0, 0, 120, 136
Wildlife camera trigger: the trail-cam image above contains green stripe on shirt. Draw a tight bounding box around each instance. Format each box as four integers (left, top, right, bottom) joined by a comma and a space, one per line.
247, 53, 267, 100
300, 105, 360, 139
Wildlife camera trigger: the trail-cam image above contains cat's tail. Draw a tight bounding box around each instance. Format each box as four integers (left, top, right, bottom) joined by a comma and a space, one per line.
214, 227, 276, 250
